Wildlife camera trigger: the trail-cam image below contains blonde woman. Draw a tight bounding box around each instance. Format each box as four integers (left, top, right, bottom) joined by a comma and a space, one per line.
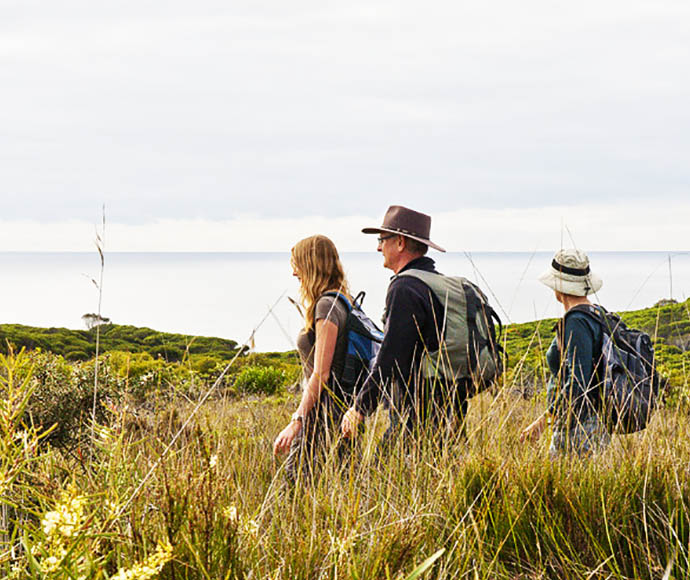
273, 235, 354, 480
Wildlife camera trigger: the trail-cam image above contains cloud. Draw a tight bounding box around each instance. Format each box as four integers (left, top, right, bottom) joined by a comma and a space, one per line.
1, 1, 689, 222
1, 201, 687, 252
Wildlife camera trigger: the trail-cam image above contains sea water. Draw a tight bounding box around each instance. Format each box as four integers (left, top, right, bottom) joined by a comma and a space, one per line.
0, 251, 688, 352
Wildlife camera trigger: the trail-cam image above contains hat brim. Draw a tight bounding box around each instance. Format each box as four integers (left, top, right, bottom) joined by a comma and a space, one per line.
538, 268, 603, 297
361, 226, 446, 252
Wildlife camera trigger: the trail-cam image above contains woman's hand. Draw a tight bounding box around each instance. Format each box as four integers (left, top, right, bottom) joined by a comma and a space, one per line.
341, 407, 364, 438
519, 414, 548, 443
273, 420, 302, 455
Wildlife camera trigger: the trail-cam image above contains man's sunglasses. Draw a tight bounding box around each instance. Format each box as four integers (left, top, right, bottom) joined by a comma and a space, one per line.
377, 234, 396, 244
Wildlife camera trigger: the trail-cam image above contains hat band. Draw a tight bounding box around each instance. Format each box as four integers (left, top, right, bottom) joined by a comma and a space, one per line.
384, 226, 429, 241
552, 259, 590, 277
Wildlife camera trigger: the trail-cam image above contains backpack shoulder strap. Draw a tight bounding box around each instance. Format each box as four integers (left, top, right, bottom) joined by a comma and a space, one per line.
321, 291, 353, 313
398, 269, 501, 337
461, 278, 489, 304
558, 304, 611, 373
564, 303, 603, 323
315, 291, 352, 352
396, 269, 468, 299
396, 268, 447, 283
316, 292, 352, 388
564, 303, 624, 338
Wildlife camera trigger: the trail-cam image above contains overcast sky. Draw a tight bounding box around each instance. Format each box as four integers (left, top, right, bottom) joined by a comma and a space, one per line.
1, 0, 688, 250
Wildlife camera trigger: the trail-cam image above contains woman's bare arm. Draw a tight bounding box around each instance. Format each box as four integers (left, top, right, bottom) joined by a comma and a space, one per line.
273, 318, 338, 455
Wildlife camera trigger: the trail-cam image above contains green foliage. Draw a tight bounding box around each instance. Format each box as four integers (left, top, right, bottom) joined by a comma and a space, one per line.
0, 347, 52, 509
4, 297, 690, 453
233, 365, 288, 395
8, 348, 301, 449
0, 323, 239, 363
10, 388, 690, 579
500, 316, 556, 394
4, 305, 690, 578
24, 351, 125, 447
621, 299, 690, 404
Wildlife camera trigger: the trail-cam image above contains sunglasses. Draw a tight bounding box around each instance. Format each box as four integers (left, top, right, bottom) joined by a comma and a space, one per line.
377, 234, 396, 245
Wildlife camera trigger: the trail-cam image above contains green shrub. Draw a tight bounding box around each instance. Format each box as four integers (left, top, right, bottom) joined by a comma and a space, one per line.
19, 350, 197, 447
190, 355, 223, 377
65, 350, 90, 361
234, 365, 287, 395
24, 351, 125, 448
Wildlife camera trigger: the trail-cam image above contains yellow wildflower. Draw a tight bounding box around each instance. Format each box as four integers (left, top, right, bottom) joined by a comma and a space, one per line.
98, 425, 114, 441
328, 530, 354, 557
43, 555, 60, 573
33, 486, 88, 573
41, 492, 86, 539
242, 519, 259, 538
110, 541, 173, 580
223, 505, 238, 523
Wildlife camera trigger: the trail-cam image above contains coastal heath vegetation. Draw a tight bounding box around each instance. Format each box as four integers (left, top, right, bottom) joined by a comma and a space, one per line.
1, 299, 690, 578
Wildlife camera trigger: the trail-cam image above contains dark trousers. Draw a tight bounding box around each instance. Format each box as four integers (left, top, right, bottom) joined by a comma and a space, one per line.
284, 389, 357, 482
382, 377, 469, 449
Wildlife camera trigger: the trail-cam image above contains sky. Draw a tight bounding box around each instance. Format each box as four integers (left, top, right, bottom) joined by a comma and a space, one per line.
1, 0, 689, 251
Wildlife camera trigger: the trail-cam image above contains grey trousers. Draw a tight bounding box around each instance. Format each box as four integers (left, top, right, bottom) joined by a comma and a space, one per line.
549, 414, 611, 458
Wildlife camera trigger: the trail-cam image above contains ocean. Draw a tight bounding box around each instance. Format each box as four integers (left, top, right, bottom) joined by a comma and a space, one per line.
1, 251, 688, 352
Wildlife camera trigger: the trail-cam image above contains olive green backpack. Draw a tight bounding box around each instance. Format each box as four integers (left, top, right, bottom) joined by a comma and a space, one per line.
397, 269, 504, 395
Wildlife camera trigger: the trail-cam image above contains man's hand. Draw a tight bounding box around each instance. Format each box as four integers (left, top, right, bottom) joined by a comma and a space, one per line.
341, 407, 364, 438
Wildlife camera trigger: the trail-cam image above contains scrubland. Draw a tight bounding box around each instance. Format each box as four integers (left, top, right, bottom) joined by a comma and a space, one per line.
2, 299, 690, 579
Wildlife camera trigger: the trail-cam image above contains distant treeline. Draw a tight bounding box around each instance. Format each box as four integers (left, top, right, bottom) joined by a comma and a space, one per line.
0, 323, 239, 362
2, 297, 689, 392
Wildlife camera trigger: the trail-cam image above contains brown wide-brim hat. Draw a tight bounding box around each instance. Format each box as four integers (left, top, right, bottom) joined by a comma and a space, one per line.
362, 205, 446, 252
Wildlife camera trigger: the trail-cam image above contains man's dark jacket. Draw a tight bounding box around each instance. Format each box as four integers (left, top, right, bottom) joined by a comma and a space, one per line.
354, 256, 468, 425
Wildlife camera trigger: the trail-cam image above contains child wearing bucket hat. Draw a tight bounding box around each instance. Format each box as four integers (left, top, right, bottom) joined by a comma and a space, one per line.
520, 249, 611, 457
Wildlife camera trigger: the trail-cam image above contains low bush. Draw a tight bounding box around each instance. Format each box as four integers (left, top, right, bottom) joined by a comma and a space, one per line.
233, 365, 288, 396
24, 350, 125, 447
12, 348, 302, 448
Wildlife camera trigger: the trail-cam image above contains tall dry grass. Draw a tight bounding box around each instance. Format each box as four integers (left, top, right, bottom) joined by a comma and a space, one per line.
1, 328, 689, 578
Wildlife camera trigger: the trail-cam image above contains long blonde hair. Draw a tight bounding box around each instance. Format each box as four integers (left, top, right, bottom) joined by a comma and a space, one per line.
291, 235, 350, 331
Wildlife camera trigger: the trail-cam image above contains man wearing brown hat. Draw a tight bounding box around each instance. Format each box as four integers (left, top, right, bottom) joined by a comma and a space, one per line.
341, 205, 469, 441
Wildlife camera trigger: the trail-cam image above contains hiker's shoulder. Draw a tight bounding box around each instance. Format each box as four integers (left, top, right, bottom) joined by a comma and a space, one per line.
389, 270, 440, 298
314, 294, 349, 324
563, 306, 604, 336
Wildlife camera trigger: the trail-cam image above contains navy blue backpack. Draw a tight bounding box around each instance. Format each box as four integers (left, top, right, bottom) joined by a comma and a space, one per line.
322, 291, 384, 395
568, 304, 662, 433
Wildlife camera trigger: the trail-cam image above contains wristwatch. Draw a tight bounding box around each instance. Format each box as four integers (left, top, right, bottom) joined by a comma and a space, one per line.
290, 412, 305, 424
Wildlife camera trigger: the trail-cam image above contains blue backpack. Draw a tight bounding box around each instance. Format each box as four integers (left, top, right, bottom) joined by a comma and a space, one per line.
322, 291, 384, 396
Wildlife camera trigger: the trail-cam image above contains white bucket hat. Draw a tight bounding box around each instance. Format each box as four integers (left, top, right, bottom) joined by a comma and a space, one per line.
538, 248, 603, 297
